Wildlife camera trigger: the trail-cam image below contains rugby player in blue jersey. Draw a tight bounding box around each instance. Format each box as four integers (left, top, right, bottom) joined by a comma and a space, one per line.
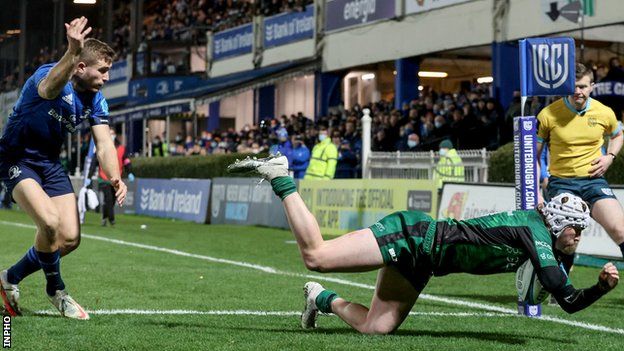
0, 17, 127, 320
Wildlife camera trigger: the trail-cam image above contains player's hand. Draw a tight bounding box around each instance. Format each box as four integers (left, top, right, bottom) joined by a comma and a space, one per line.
111, 178, 127, 207
597, 262, 619, 291
588, 155, 613, 178
65, 17, 92, 56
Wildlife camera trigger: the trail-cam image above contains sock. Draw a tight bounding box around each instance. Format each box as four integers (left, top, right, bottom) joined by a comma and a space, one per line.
6, 246, 42, 285
36, 250, 65, 296
270, 176, 297, 200
315, 289, 339, 314
619, 242, 624, 258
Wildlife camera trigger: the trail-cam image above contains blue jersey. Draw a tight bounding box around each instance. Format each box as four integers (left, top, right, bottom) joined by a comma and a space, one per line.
0, 63, 109, 161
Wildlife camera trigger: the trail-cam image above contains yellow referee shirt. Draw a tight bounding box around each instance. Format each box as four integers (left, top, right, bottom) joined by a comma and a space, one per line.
537, 97, 620, 178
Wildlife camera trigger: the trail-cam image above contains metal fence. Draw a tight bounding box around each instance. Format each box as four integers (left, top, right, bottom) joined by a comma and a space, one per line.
366, 149, 492, 182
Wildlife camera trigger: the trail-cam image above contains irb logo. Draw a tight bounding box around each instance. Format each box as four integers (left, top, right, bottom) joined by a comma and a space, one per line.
531, 42, 570, 90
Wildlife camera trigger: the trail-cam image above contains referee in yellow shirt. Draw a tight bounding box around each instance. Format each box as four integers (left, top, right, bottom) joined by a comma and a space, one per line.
537, 63, 624, 268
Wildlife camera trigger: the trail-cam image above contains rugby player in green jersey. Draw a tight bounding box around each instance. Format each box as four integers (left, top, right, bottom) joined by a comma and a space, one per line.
229, 155, 619, 334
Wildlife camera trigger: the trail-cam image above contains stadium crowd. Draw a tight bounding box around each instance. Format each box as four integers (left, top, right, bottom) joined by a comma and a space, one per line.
145, 84, 522, 178
1, 0, 313, 92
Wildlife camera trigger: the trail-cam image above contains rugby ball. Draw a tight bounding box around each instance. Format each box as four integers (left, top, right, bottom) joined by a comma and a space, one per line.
516, 260, 550, 305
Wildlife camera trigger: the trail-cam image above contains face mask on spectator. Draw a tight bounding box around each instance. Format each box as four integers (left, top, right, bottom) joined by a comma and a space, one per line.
435, 122, 443, 129
319, 133, 328, 142
439, 148, 449, 156
407, 140, 418, 148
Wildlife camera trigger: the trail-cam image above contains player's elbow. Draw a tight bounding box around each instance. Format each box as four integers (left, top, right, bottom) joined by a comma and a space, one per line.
37, 82, 59, 100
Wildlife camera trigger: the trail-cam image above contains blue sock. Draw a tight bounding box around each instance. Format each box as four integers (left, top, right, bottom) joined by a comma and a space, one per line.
36, 250, 65, 297
6, 246, 41, 285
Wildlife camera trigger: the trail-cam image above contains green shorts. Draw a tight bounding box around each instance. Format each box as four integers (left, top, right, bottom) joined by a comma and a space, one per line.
547, 176, 616, 205
369, 211, 437, 291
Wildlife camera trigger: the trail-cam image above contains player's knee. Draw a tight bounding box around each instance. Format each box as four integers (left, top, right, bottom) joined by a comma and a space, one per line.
302, 253, 323, 272
361, 322, 397, 335
61, 235, 81, 253
38, 212, 61, 240
301, 248, 331, 272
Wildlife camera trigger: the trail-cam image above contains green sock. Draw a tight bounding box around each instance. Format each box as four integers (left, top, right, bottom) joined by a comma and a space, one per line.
270, 176, 297, 200
315, 289, 339, 313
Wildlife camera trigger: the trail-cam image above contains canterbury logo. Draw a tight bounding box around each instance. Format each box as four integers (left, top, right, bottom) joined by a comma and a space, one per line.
531, 43, 570, 90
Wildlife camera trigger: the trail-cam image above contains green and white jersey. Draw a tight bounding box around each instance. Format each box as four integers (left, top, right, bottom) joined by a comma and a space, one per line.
370, 210, 609, 313
433, 210, 557, 276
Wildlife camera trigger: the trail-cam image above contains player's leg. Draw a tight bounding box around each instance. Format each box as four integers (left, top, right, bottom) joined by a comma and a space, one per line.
50, 193, 81, 256
46, 192, 88, 319
304, 266, 419, 334
11, 180, 66, 293
229, 156, 385, 271
283, 192, 384, 272
1, 179, 59, 316
590, 198, 624, 257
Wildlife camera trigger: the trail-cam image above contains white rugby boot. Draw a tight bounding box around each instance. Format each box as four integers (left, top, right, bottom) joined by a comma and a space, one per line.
227, 154, 289, 181
0, 270, 21, 316
301, 281, 325, 330
48, 290, 90, 320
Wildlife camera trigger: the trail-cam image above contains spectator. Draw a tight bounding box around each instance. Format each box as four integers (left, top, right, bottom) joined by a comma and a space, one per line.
335, 140, 358, 178
304, 126, 337, 180
152, 135, 166, 156
269, 127, 293, 163
399, 133, 423, 152
291, 135, 310, 179
433, 139, 464, 189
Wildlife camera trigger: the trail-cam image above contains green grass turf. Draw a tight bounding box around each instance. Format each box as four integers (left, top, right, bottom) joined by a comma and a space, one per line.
0, 209, 622, 351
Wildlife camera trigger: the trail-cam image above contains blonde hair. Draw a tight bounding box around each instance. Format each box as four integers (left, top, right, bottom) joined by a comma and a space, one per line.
79, 38, 115, 65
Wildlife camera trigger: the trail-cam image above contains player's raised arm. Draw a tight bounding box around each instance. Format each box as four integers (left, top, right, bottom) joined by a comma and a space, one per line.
92, 125, 127, 206
37, 17, 92, 100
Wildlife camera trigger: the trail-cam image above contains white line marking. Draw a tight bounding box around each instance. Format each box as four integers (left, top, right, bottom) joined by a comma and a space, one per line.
2, 220, 623, 335
32, 309, 513, 318
284, 240, 298, 244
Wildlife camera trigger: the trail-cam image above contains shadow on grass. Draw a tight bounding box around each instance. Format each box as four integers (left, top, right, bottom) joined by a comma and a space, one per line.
432, 293, 517, 305
182, 324, 574, 346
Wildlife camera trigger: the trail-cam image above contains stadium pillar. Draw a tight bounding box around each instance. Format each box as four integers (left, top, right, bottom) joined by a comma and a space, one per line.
208, 101, 220, 131
492, 41, 520, 111
257, 85, 275, 123
129, 119, 143, 155
394, 57, 420, 110
315, 71, 343, 119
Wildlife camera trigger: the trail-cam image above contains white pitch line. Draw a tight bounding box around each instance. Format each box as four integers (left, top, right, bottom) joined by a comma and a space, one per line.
32, 309, 512, 318
2, 220, 624, 335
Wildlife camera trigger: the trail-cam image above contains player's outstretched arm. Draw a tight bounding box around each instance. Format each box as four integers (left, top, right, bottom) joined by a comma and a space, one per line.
38, 17, 92, 100
598, 262, 619, 290
92, 125, 127, 206
543, 263, 618, 314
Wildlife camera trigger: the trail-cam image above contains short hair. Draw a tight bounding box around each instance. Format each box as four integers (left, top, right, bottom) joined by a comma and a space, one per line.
575, 62, 594, 82
79, 38, 115, 65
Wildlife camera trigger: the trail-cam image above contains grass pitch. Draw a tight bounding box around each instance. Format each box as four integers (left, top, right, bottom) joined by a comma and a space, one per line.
0, 209, 622, 351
